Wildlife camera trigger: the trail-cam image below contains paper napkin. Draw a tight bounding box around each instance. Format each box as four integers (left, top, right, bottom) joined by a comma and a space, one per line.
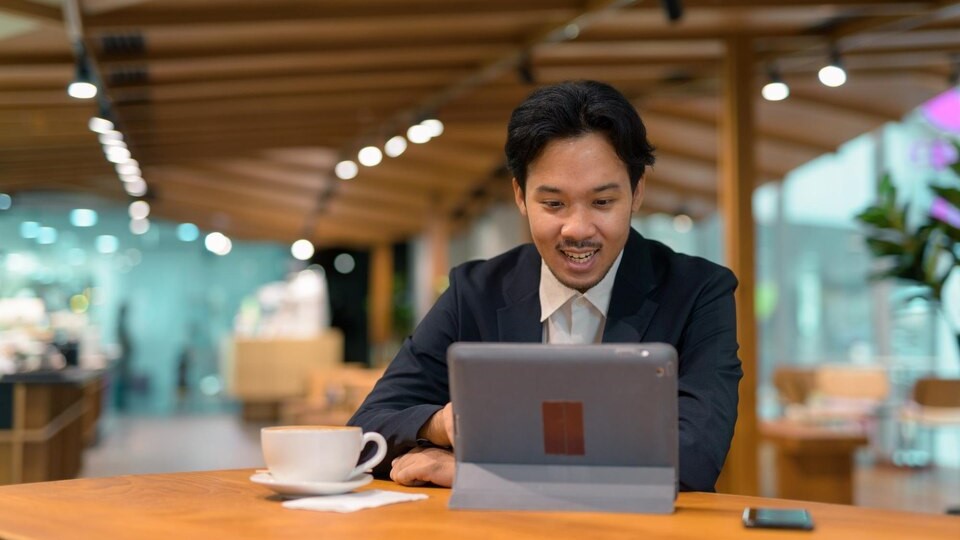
282, 490, 428, 513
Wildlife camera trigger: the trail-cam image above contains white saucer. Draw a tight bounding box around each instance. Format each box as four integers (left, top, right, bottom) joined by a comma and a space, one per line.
250, 472, 373, 498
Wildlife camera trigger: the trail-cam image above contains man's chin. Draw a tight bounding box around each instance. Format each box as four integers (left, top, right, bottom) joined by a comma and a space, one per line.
555, 273, 602, 293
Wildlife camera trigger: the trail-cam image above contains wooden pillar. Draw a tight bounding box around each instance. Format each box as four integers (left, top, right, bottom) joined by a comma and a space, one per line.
368, 243, 394, 365
715, 35, 759, 496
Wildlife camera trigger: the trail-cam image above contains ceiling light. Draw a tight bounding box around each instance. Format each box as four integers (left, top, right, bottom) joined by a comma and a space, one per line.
291, 239, 315, 261
761, 66, 790, 101
128, 200, 150, 220
421, 119, 444, 138
106, 146, 132, 163
407, 124, 431, 144
384, 135, 407, 158
334, 160, 359, 180
88, 117, 114, 134
67, 81, 97, 99
124, 178, 147, 197
762, 82, 789, 101
67, 56, 97, 99
116, 161, 140, 176
98, 131, 123, 145
0, 193, 11, 210
129, 218, 150, 235
818, 47, 847, 88
119, 174, 143, 184
358, 146, 383, 167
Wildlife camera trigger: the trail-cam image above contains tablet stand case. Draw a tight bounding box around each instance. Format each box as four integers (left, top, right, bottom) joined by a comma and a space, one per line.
449, 463, 676, 513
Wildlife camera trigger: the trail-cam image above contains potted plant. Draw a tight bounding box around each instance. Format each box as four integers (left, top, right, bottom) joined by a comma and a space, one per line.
855, 140, 960, 355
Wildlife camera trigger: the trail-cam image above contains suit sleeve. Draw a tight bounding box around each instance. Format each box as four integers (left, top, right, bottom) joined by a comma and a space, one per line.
347, 271, 460, 477
676, 267, 742, 492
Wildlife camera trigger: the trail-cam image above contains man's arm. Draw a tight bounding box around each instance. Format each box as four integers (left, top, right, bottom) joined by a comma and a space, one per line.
347, 275, 460, 477
676, 266, 742, 492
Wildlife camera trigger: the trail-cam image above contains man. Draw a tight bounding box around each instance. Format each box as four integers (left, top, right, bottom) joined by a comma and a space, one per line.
348, 80, 741, 492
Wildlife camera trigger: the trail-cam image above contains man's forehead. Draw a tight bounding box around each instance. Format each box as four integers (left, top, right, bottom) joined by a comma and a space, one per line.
530, 181, 626, 194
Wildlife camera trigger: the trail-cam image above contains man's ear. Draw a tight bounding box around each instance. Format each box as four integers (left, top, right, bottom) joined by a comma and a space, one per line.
631, 177, 645, 213
512, 178, 527, 217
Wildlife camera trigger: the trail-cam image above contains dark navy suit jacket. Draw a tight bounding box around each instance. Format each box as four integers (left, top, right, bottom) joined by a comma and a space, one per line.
348, 229, 742, 492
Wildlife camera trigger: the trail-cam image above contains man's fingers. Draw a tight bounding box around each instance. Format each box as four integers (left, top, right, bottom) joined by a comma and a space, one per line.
389, 447, 454, 487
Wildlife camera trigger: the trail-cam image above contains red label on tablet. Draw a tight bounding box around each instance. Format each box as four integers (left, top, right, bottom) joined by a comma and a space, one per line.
542, 401, 585, 456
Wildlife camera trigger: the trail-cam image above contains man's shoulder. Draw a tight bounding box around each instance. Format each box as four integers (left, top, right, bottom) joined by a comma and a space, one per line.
635, 233, 737, 287
450, 243, 539, 290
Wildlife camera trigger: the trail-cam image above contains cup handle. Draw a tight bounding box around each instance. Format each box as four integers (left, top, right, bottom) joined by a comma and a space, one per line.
351, 431, 387, 479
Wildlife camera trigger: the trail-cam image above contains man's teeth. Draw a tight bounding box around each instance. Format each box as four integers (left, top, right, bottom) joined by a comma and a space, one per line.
564, 250, 596, 261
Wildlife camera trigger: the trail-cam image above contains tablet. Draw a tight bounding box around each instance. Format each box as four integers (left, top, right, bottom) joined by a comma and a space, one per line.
447, 342, 678, 513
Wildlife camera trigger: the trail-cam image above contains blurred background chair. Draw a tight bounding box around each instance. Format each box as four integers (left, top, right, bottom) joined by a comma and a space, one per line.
896, 377, 960, 467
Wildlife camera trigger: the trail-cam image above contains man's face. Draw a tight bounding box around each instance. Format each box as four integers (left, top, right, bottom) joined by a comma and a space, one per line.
514, 132, 643, 293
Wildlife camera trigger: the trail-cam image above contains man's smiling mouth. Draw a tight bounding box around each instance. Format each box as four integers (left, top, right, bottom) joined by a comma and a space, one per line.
562, 249, 598, 262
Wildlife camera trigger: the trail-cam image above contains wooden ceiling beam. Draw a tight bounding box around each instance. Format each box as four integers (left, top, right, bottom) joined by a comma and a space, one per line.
111, 68, 471, 103
85, 1, 580, 28
644, 102, 840, 154
149, 167, 319, 212
785, 88, 902, 123
0, 0, 62, 23
116, 89, 421, 119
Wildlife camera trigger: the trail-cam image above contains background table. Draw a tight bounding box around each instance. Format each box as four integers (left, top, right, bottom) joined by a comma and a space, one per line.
760, 419, 869, 504
0, 469, 955, 539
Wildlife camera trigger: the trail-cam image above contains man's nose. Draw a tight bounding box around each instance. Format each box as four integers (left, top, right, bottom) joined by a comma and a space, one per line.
561, 206, 596, 240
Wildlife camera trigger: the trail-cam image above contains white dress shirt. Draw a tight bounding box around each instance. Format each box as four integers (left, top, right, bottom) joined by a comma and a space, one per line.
539, 250, 624, 344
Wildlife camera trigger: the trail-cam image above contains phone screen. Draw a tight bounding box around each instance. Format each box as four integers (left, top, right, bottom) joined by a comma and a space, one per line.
742, 508, 814, 530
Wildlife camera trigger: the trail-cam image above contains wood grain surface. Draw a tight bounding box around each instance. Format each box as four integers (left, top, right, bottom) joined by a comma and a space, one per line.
0, 469, 955, 539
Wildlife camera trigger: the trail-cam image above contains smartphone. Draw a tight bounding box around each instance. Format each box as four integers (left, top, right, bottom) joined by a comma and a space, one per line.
742, 507, 814, 531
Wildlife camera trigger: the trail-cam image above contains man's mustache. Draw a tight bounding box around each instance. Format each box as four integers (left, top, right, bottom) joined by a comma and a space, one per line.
557, 240, 602, 250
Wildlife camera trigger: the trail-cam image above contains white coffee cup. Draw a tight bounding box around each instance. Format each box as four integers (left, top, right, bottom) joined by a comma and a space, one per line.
261, 425, 387, 483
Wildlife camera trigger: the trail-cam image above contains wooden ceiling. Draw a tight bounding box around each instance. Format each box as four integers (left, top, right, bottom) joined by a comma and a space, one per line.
1, 0, 957, 247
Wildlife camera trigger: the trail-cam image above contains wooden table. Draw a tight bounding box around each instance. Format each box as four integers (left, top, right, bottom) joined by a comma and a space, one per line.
0, 469, 955, 539
761, 419, 869, 505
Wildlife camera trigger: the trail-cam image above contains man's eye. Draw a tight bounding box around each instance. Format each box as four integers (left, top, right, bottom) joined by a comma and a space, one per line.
595, 199, 613, 207
542, 201, 564, 209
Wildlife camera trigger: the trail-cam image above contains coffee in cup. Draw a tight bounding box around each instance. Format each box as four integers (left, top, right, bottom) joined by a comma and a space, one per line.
261, 425, 387, 483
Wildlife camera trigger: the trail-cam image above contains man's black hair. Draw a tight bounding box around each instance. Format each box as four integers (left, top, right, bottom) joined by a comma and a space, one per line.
505, 80, 655, 193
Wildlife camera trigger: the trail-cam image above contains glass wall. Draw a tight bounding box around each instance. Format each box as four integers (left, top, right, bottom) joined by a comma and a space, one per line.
0, 193, 289, 414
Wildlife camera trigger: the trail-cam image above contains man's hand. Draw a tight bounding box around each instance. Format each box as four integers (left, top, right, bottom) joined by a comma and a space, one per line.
418, 402, 455, 448
389, 447, 454, 487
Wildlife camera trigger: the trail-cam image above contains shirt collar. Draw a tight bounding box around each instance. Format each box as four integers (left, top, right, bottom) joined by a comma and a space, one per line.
539, 248, 624, 322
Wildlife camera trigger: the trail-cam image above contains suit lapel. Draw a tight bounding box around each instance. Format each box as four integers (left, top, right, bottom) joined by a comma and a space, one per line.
602, 228, 661, 343
497, 245, 543, 342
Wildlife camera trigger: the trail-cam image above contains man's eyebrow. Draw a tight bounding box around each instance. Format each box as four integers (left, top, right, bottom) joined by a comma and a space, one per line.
592, 182, 622, 193
534, 183, 623, 194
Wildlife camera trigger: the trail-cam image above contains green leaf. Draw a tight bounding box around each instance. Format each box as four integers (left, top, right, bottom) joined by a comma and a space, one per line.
865, 237, 906, 257
951, 140, 960, 177
878, 172, 897, 210
855, 206, 892, 228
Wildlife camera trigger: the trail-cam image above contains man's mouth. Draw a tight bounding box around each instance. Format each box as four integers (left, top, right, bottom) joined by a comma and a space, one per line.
562, 249, 598, 262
